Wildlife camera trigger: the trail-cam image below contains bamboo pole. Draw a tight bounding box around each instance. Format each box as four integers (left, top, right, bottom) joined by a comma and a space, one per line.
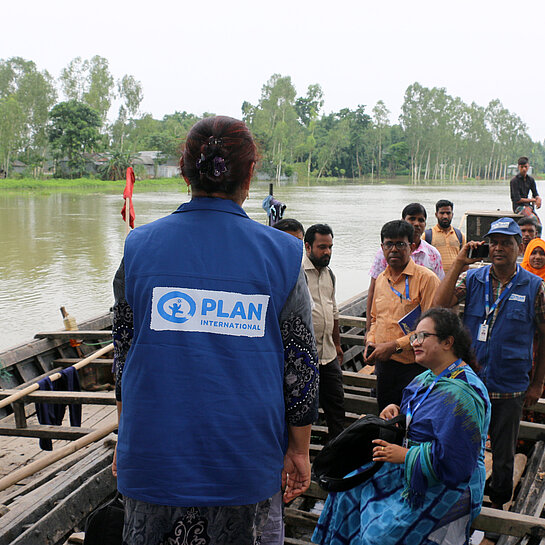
125, 198, 131, 235
0, 343, 113, 410
0, 421, 117, 492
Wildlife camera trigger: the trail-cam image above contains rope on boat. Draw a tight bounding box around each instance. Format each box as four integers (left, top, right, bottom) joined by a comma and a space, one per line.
81, 340, 113, 346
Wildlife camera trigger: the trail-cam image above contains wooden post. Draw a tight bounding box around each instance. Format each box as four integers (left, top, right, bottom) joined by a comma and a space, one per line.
268, 183, 273, 226
0, 343, 113, 410
125, 198, 131, 234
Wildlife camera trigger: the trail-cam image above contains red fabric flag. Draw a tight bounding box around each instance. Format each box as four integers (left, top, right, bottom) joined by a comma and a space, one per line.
121, 167, 136, 229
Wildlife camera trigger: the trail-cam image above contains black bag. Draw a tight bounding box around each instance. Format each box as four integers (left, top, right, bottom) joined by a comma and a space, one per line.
312, 414, 406, 492
84, 492, 124, 545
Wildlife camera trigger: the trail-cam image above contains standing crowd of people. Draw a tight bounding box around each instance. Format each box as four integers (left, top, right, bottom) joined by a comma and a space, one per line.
111, 116, 545, 545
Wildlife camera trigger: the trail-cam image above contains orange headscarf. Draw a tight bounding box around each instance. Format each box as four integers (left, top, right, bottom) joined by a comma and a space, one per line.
521, 238, 545, 280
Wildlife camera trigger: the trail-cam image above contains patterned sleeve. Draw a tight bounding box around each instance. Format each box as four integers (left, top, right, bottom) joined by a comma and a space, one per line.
454, 270, 468, 303
280, 266, 320, 427
368, 247, 387, 279
112, 259, 133, 402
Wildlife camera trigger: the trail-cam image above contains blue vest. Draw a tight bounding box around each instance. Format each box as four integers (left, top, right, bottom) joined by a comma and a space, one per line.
463, 265, 541, 393
117, 198, 303, 506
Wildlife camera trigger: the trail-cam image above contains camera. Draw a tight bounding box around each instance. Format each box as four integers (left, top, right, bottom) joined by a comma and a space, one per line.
468, 243, 489, 259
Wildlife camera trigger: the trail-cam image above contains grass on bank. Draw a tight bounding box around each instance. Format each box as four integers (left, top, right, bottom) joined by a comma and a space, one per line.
0, 177, 185, 191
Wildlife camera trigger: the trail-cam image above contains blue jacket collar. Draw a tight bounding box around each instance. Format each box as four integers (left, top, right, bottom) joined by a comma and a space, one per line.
173, 197, 249, 219
473, 263, 530, 286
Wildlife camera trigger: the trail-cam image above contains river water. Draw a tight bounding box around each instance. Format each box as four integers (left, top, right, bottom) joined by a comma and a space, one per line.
1, 180, 544, 351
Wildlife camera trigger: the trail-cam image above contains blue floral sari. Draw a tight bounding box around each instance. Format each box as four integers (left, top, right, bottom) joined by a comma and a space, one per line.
313, 365, 490, 545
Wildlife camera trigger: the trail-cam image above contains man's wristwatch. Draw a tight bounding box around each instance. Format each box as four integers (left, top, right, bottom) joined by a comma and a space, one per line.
394, 341, 403, 354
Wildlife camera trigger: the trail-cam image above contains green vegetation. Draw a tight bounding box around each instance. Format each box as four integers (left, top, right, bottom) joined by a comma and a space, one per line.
0, 55, 543, 183
0, 177, 182, 191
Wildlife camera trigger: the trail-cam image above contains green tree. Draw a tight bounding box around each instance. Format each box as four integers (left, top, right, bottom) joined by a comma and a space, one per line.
0, 96, 25, 175
371, 100, 390, 178
48, 100, 102, 177
84, 56, 114, 122
112, 74, 144, 150
295, 84, 323, 180
0, 57, 56, 174
243, 74, 301, 182
60, 56, 115, 123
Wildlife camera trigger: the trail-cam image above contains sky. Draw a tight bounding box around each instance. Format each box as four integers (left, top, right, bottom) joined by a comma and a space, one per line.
3, 0, 545, 141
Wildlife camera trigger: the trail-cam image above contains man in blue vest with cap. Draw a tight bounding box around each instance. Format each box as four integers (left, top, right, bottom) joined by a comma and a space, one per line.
434, 217, 545, 512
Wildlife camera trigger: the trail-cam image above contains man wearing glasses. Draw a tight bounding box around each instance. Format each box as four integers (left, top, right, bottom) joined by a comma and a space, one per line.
364, 220, 440, 410
434, 217, 545, 515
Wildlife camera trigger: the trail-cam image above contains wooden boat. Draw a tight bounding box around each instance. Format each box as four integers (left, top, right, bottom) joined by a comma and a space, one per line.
2, 289, 545, 544
0, 312, 117, 545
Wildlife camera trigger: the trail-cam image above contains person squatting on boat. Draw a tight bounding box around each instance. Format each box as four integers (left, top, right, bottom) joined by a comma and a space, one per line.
313, 308, 491, 545
366, 202, 444, 322
434, 217, 545, 518
365, 219, 441, 411
111, 116, 319, 545
303, 224, 346, 441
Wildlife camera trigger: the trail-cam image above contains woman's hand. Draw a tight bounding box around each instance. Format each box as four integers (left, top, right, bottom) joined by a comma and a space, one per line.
372, 439, 408, 464
379, 404, 400, 420
112, 443, 118, 477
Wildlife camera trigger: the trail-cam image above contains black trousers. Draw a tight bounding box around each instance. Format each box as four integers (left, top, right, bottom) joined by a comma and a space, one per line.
375, 359, 426, 412
319, 357, 345, 440
488, 395, 524, 506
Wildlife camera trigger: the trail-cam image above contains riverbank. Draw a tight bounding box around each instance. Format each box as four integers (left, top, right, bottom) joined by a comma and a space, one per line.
0, 175, 520, 192
0, 177, 184, 192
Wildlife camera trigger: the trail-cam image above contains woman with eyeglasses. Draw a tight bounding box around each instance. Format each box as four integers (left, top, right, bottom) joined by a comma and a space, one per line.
313, 308, 490, 545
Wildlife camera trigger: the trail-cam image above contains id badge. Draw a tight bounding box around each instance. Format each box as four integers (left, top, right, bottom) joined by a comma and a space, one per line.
478, 323, 489, 342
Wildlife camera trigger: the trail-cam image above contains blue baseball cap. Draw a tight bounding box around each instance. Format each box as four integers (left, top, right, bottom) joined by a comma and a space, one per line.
484, 217, 522, 238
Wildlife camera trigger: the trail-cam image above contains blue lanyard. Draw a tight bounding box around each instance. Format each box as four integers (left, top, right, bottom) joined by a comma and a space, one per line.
405, 359, 463, 431
484, 266, 519, 323
389, 275, 410, 302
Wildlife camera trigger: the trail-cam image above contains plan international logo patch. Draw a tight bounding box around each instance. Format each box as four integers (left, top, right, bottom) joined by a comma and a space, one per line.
150, 287, 269, 337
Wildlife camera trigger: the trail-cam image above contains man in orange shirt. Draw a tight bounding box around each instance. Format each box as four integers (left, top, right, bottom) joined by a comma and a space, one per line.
365, 220, 440, 410
423, 199, 466, 273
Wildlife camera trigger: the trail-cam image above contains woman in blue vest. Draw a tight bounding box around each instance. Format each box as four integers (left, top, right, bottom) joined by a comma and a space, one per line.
313, 308, 490, 545
112, 116, 319, 545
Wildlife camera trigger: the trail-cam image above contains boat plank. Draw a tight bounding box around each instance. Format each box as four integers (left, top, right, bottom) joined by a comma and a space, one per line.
10, 463, 116, 545
338, 315, 366, 328
340, 333, 365, 346
0, 405, 116, 479
1, 444, 115, 545
285, 505, 545, 538
0, 424, 95, 439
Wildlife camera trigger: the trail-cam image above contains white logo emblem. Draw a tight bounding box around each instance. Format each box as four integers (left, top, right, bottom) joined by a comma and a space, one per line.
150, 287, 269, 337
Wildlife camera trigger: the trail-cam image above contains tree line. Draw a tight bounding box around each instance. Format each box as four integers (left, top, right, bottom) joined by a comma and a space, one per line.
1, 56, 544, 181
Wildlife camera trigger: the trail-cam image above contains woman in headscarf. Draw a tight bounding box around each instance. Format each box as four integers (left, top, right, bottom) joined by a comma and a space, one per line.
112, 116, 319, 545
522, 238, 545, 280
313, 308, 490, 545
